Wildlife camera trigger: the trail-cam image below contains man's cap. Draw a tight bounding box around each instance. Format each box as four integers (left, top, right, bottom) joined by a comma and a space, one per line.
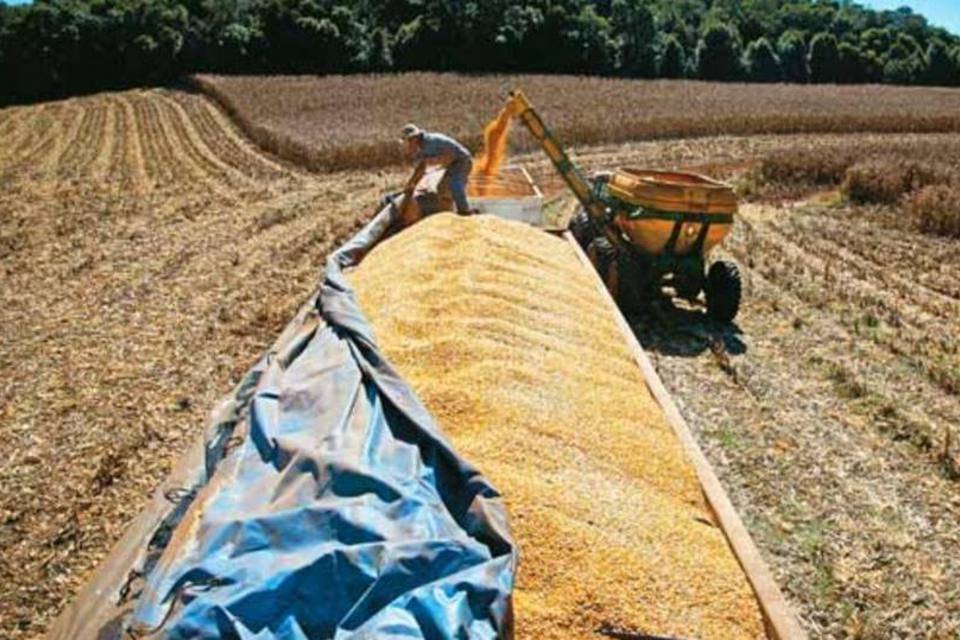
401, 123, 423, 140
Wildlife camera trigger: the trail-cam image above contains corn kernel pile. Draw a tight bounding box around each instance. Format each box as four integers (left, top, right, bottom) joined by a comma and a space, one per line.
348, 213, 765, 639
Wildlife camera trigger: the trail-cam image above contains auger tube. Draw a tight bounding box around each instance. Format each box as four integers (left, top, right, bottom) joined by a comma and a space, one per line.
504, 90, 622, 247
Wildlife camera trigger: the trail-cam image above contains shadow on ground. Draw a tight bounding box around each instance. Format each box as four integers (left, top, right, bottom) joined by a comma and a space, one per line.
628, 295, 746, 358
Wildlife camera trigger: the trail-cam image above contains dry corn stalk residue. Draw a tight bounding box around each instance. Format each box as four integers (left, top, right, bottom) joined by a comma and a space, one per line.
348, 213, 765, 640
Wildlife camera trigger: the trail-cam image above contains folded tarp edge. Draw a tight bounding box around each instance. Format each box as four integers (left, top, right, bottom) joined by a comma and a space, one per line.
48, 202, 516, 639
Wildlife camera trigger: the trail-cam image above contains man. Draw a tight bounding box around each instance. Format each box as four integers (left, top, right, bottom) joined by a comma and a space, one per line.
401, 124, 474, 215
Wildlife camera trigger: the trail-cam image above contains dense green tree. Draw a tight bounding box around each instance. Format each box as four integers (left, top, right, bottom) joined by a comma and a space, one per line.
611, 0, 656, 77
883, 54, 925, 85
736, 0, 778, 44
122, 1, 189, 82
208, 22, 260, 71
889, 6, 929, 46
777, 2, 834, 35
653, 0, 700, 50
829, 11, 855, 39
695, 21, 742, 81
658, 33, 687, 78
837, 42, 867, 84
777, 30, 808, 82
2, 0, 960, 105
743, 37, 780, 82
883, 32, 926, 84
890, 32, 923, 60
370, 27, 393, 70
924, 39, 957, 86
493, 4, 543, 69
807, 32, 839, 83
860, 27, 893, 59
389, 0, 461, 71
567, 3, 617, 74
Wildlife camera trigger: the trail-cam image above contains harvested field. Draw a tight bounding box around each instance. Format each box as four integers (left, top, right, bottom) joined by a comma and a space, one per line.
634, 174, 960, 635
194, 73, 960, 171
347, 213, 765, 640
2, 100, 816, 638
0, 88, 400, 640
752, 136, 960, 238
4, 73, 959, 640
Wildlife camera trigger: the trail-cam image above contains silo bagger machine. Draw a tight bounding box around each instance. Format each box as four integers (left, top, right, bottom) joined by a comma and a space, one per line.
503, 89, 743, 321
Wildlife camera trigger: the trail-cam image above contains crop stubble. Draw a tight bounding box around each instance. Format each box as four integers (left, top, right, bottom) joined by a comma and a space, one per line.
3, 74, 960, 640
643, 203, 960, 637
0, 88, 391, 640
195, 73, 960, 171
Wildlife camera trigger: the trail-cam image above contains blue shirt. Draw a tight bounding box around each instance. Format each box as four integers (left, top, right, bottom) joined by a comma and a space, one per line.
414, 132, 471, 167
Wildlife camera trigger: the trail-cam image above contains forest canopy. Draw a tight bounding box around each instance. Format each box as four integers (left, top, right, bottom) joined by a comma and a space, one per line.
1, 0, 959, 104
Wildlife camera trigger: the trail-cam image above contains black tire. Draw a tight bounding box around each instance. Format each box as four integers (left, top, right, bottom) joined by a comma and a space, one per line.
569, 208, 596, 250
616, 253, 653, 317
705, 260, 742, 322
672, 273, 703, 302
586, 236, 617, 285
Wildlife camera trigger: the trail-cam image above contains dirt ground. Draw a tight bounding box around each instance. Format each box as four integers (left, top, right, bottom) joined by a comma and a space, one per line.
0, 88, 399, 638
637, 200, 960, 638
2, 86, 959, 638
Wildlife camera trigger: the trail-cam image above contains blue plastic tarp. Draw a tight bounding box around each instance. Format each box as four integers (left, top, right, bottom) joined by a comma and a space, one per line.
127, 206, 516, 638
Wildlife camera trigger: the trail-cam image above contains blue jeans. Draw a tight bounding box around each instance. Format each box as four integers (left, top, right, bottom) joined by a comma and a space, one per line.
438, 156, 473, 213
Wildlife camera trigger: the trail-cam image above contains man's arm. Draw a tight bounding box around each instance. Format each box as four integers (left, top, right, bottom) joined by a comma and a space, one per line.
408, 161, 427, 187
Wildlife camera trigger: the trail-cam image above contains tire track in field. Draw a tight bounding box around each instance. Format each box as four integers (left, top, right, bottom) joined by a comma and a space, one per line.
788, 214, 960, 317
114, 94, 149, 193
0, 106, 42, 169
89, 97, 118, 178
140, 92, 206, 188
0, 106, 18, 132
153, 92, 252, 196
202, 99, 295, 181
129, 91, 181, 188
0, 89, 385, 640
41, 103, 90, 179
50, 102, 86, 170
171, 92, 292, 183
71, 99, 110, 176
8, 105, 52, 159
54, 100, 97, 174
143, 91, 225, 195
649, 204, 960, 638
731, 204, 960, 400
0, 105, 32, 139
805, 212, 960, 302
246, 173, 386, 270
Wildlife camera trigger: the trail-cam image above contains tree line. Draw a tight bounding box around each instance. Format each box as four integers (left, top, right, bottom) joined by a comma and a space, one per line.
2, 0, 960, 105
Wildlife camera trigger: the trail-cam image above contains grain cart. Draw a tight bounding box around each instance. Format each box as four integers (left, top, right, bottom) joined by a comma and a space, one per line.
503, 90, 743, 322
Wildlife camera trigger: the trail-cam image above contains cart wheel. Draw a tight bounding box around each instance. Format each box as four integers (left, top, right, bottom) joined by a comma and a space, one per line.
705, 260, 742, 322
615, 253, 651, 317
673, 274, 703, 302
586, 237, 619, 294
569, 208, 596, 250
